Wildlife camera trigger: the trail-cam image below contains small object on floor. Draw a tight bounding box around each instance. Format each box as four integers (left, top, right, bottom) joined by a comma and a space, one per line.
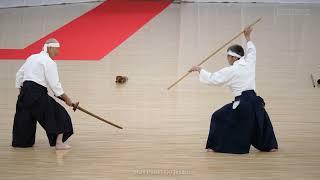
115, 76, 128, 84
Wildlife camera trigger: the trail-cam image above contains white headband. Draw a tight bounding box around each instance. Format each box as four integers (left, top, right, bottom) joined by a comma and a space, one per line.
43, 42, 60, 52
227, 50, 242, 58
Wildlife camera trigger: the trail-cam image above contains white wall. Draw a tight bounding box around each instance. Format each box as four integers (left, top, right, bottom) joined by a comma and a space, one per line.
182, 0, 320, 3
1, 0, 319, 8
0, 0, 104, 8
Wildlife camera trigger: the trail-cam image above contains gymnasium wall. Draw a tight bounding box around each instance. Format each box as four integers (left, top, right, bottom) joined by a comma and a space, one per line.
182, 0, 320, 3
1, 0, 319, 8
0, 0, 104, 8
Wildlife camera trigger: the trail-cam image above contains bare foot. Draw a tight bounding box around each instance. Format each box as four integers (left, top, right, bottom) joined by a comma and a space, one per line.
55, 143, 72, 150
206, 149, 215, 152
269, 148, 278, 152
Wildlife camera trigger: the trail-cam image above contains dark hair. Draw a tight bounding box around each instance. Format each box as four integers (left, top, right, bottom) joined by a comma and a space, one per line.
227, 44, 244, 58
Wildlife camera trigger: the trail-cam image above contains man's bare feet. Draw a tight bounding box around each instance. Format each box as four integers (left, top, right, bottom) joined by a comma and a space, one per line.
55, 143, 72, 150
269, 148, 278, 152
55, 133, 71, 150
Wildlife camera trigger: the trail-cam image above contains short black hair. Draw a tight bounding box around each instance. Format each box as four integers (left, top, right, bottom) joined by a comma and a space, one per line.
227, 44, 244, 57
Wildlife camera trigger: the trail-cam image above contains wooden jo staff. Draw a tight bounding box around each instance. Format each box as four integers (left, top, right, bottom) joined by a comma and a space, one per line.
57, 96, 123, 129
167, 18, 262, 90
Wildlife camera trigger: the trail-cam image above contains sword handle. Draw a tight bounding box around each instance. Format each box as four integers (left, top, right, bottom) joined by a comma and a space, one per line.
72, 102, 79, 112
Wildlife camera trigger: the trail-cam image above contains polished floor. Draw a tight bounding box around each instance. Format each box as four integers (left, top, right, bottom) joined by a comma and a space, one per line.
0, 1, 320, 180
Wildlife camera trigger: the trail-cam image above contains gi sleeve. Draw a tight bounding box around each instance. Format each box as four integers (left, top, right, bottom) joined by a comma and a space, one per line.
245, 41, 256, 64
199, 67, 234, 86
44, 61, 65, 96
15, 63, 25, 88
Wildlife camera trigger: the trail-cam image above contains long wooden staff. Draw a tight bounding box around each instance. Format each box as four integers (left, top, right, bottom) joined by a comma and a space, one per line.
57, 96, 123, 129
167, 18, 262, 90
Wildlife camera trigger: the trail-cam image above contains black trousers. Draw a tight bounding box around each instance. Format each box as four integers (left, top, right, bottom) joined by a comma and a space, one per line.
206, 90, 278, 154
12, 81, 74, 147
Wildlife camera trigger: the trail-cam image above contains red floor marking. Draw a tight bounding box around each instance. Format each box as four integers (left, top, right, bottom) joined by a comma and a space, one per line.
0, 0, 172, 60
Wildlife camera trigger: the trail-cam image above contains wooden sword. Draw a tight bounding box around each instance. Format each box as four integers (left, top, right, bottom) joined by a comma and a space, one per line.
57, 96, 123, 129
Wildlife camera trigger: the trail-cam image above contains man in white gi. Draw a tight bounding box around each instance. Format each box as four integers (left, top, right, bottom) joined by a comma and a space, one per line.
189, 27, 278, 154
13, 38, 75, 150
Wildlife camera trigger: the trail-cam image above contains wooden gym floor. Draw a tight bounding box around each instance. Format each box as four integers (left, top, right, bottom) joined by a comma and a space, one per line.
0, 1, 320, 180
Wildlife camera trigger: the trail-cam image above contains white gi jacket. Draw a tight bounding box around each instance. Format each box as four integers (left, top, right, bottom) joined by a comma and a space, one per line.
15, 51, 64, 96
199, 41, 256, 97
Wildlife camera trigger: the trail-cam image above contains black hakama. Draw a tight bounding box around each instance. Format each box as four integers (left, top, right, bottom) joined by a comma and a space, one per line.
206, 90, 278, 154
12, 81, 73, 147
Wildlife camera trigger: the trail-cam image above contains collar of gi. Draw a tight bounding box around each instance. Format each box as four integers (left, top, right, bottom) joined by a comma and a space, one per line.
233, 57, 246, 66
